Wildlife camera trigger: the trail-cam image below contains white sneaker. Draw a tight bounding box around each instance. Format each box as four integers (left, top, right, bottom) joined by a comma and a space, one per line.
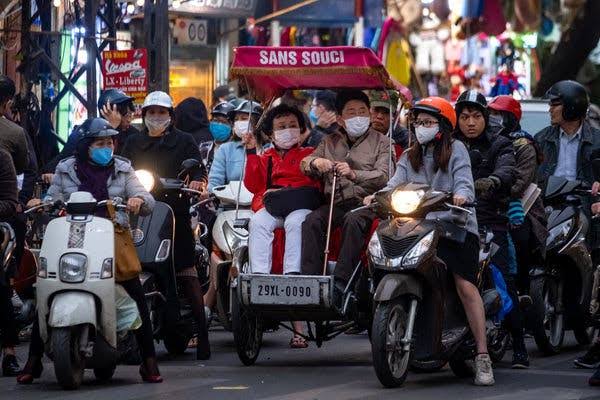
474, 354, 495, 386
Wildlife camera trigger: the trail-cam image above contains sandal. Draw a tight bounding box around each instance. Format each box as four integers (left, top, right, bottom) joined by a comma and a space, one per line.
188, 337, 198, 348
289, 336, 308, 349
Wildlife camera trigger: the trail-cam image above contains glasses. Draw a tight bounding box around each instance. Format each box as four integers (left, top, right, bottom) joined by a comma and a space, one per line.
412, 119, 438, 128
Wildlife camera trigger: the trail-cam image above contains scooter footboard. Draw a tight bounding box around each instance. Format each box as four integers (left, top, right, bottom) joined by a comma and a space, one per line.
237, 274, 337, 320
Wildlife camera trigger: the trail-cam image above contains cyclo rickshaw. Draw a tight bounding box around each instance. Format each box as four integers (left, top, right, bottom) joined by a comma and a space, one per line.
226, 46, 407, 365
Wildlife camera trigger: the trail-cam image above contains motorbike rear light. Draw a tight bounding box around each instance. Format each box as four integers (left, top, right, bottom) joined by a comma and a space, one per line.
155, 239, 171, 262
59, 253, 87, 283
38, 257, 47, 278
101, 258, 113, 279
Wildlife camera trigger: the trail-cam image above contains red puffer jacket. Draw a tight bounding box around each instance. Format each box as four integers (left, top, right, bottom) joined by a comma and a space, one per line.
244, 146, 321, 212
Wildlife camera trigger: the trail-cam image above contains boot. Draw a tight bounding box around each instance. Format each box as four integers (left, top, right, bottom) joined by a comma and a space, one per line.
180, 276, 211, 360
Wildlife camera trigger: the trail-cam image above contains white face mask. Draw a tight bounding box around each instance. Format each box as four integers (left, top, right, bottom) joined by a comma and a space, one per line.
415, 125, 439, 144
273, 128, 301, 150
145, 116, 171, 134
234, 120, 250, 138
344, 116, 370, 138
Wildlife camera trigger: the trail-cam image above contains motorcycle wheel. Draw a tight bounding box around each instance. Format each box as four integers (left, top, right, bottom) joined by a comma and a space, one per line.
164, 331, 191, 355
93, 366, 116, 381
409, 360, 447, 373
530, 277, 565, 355
371, 299, 411, 388
232, 288, 262, 366
488, 328, 510, 363
52, 327, 84, 390
574, 326, 599, 346
449, 359, 474, 378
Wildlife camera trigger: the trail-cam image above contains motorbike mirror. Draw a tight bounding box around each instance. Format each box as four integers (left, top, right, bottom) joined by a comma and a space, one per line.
178, 159, 201, 179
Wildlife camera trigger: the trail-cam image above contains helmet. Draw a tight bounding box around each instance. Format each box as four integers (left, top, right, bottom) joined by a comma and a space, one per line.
97, 89, 134, 113
78, 118, 119, 139
228, 99, 263, 120
488, 95, 522, 121
211, 101, 235, 119
142, 91, 173, 110
545, 80, 589, 121
412, 96, 457, 129
455, 90, 488, 116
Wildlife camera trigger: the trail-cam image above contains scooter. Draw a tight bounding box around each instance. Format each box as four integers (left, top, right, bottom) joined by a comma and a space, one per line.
35, 192, 140, 390
528, 176, 595, 354
367, 184, 505, 388
133, 161, 208, 355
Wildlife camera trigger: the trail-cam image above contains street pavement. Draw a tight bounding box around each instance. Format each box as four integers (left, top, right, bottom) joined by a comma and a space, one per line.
3, 326, 600, 400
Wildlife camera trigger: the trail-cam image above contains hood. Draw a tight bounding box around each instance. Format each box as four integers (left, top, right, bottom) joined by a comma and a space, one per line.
174, 97, 210, 144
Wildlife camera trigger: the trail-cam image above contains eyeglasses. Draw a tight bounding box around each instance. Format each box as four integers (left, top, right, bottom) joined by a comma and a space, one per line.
412, 119, 439, 128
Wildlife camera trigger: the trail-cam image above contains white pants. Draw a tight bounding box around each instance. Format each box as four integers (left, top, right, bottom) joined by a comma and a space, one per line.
248, 208, 312, 274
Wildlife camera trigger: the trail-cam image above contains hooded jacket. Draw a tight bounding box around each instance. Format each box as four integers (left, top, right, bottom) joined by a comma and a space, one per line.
174, 97, 211, 144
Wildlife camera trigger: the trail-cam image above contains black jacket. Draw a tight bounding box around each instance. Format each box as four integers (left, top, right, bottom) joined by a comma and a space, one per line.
174, 97, 211, 145
535, 120, 600, 187
0, 149, 18, 219
18, 131, 39, 205
456, 127, 515, 229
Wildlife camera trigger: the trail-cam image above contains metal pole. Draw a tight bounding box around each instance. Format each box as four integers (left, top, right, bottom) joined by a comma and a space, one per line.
322, 172, 338, 275
144, 0, 169, 93
84, 0, 99, 117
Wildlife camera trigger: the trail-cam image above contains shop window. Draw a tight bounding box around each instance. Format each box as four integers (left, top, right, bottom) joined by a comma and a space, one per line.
169, 60, 214, 108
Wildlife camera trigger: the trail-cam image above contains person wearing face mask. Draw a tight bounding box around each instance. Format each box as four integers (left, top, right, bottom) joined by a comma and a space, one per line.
307, 90, 338, 147
120, 91, 211, 360
19, 118, 162, 384
243, 104, 321, 348
201, 102, 235, 171
364, 96, 495, 386
207, 100, 262, 192
300, 90, 391, 303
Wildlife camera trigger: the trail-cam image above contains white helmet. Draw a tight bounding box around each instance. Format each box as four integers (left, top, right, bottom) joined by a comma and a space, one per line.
142, 91, 173, 109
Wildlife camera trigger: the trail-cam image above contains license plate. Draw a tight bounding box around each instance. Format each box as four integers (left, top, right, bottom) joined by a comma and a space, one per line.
250, 276, 321, 305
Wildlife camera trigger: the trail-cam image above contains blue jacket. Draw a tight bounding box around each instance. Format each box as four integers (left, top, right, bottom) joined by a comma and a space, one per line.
208, 140, 246, 192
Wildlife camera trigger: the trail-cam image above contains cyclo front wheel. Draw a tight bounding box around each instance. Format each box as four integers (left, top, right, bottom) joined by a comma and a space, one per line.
232, 285, 263, 366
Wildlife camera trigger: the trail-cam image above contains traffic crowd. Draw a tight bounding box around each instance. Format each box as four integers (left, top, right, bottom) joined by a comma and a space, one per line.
1, 73, 600, 388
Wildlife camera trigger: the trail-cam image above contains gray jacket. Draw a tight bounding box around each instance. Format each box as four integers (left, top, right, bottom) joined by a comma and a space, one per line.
384, 140, 478, 236
47, 156, 155, 216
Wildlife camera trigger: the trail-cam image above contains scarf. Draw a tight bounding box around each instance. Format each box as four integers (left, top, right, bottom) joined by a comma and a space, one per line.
76, 160, 113, 202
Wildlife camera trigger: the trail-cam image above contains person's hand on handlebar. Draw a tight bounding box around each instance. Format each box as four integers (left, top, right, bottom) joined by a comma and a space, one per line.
453, 195, 467, 206
26, 198, 42, 209
311, 158, 335, 174
593, 181, 600, 196
126, 197, 144, 215
41, 173, 53, 185
363, 194, 375, 206
592, 202, 600, 216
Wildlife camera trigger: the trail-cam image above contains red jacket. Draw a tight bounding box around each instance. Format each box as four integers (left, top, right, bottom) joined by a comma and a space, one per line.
244, 146, 321, 212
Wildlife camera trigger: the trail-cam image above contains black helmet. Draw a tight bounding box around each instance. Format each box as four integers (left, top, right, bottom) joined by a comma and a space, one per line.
78, 118, 119, 140
455, 90, 488, 116
97, 89, 134, 113
211, 101, 235, 119
228, 99, 263, 120
545, 80, 589, 121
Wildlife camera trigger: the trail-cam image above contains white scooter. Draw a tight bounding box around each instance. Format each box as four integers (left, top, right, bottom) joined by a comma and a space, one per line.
210, 181, 253, 330
36, 192, 139, 390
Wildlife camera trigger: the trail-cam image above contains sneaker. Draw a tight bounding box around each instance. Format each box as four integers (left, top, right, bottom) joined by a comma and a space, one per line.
575, 342, 600, 369
589, 368, 600, 386
474, 354, 495, 386
512, 351, 530, 369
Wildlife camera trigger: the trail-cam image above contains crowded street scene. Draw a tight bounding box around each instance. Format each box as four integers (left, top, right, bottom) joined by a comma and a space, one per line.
1, 0, 600, 399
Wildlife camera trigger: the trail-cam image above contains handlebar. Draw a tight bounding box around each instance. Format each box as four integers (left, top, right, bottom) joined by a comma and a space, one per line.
24, 200, 65, 215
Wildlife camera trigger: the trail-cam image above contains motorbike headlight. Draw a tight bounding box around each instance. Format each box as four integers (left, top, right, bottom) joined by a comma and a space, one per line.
223, 221, 247, 254
368, 232, 402, 268
391, 189, 424, 215
402, 231, 435, 268
546, 218, 574, 250
135, 169, 155, 192
59, 253, 87, 283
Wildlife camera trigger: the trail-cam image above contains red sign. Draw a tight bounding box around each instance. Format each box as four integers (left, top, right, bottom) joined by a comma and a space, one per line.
101, 49, 148, 104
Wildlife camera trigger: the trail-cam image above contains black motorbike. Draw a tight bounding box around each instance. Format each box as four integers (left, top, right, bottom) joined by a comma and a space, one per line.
367, 184, 505, 388
133, 160, 210, 355
528, 176, 595, 354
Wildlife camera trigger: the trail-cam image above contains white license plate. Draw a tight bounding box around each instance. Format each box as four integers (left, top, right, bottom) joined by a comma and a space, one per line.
250, 277, 321, 305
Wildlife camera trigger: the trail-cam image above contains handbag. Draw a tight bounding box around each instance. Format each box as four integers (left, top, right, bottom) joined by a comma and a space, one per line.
107, 202, 142, 282
262, 157, 323, 218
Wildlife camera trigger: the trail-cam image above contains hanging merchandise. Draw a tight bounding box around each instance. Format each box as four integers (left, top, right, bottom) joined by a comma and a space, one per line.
514, 0, 541, 32
377, 17, 395, 60
431, 0, 451, 21
481, 0, 507, 36
280, 26, 291, 46
411, 10, 446, 75
385, 34, 411, 86
386, 0, 422, 30
490, 65, 521, 96
461, 0, 484, 19
289, 26, 297, 46
370, 26, 382, 51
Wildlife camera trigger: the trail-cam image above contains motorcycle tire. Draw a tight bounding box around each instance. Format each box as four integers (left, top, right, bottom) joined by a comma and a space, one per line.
164, 331, 191, 355
574, 326, 599, 346
530, 277, 564, 355
371, 298, 411, 388
232, 288, 262, 366
51, 327, 84, 390
93, 366, 116, 381
488, 328, 510, 363
449, 359, 474, 378
409, 359, 447, 373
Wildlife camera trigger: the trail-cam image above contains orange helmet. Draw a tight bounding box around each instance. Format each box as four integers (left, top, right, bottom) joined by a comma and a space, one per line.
412, 96, 457, 130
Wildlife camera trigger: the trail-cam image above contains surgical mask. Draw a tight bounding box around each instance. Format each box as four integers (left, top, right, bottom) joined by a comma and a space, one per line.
309, 108, 319, 124
488, 114, 504, 128
90, 147, 113, 166
145, 116, 171, 134
209, 121, 232, 142
415, 125, 439, 144
273, 128, 301, 150
234, 120, 250, 138
344, 116, 370, 138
